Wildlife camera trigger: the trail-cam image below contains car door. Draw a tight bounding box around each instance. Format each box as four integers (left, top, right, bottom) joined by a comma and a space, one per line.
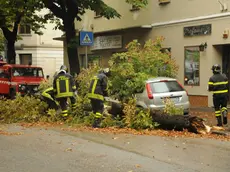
0, 70, 10, 94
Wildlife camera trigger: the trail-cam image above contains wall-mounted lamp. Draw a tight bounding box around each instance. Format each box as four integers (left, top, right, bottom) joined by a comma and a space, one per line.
199, 42, 207, 52
223, 29, 229, 39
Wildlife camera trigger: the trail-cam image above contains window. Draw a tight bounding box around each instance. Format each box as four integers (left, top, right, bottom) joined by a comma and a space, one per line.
80, 54, 101, 68
12, 67, 44, 77
19, 25, 31, 34
160, 48, 171, 58
130, 5, 140, 11
150, 81, 184, 93
0, 69, 8, 78
159, 0, 171, 5
94, 10, 102, 18
184, 47, 200, 86
19, 54, 32, 65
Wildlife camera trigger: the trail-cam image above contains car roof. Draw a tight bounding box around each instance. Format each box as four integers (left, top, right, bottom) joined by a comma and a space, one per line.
3, 64, 42, 68
146, 77, 177, 83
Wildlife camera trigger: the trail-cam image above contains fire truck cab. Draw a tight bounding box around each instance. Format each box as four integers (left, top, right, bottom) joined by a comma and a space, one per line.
0, 61, 44, 98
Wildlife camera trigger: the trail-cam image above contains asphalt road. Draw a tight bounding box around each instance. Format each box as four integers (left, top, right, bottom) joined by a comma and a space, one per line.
0, 125, 196, 172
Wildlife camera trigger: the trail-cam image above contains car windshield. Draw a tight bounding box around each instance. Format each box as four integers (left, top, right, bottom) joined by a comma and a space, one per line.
12, 67, 44, 77
150, 80, 184, 93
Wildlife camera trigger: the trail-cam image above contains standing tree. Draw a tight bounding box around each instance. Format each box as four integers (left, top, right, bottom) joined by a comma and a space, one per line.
42, 0, 148, 75
0, 0, 47, 64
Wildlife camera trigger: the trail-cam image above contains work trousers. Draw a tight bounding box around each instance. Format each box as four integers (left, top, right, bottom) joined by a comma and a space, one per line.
42, 97, 59, 110
90, 98, 104, 127
213, 95, 228, 126
57, 96, 77, 117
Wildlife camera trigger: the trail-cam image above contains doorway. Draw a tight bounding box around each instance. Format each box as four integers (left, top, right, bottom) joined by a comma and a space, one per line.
222, 44, 230, 102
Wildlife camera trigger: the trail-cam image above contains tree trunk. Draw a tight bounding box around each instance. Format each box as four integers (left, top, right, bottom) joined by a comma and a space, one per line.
1, 28, 17, 64
6, 40, 16, 64
64, 18, 80, 75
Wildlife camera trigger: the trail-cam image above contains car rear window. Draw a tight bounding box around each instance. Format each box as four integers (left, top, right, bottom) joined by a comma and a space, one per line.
150, 81, 184, 93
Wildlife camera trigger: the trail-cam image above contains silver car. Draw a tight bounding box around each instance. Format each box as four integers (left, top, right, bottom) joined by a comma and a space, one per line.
135, 77, 190, 115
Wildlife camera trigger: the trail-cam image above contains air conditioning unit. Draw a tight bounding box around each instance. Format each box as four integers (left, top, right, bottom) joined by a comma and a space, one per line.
159, 0, 171, 5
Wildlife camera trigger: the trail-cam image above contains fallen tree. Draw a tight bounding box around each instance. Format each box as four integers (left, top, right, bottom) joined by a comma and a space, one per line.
105, 98, 228, 135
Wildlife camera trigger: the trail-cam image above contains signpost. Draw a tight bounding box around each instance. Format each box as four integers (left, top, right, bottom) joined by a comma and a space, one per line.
79, 31, 94, 68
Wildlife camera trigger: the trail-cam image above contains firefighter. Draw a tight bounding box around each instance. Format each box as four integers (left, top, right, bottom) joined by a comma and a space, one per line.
208, 64, 228, 126
53, 65, 77, 118
88, 68, 110, 127
41, 87, 59, 110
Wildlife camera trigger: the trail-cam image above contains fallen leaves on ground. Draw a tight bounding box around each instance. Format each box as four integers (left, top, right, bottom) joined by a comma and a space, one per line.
16, 111, 230, 142
59, 126, 230, 141
20, 122, 63, 128
65, 148, 73, 152
135, 164, 141, 168
0, 130, 23, 136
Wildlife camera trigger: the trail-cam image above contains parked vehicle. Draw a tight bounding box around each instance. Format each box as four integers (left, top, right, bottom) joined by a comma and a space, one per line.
0, 61, 44, 98
135, 77, 190, 115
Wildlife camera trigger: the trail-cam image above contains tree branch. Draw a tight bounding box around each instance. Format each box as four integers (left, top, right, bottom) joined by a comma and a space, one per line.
43, 0, 63, 19
12, 12, 23, 36
59, 0, 66, 13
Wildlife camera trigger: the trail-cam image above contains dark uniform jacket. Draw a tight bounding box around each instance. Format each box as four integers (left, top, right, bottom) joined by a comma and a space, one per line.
53, 71, 76, 98
208, 73, 228, 97
88, 72, 108, 101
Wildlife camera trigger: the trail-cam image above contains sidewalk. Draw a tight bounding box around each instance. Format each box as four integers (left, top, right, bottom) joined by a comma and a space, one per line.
190, 106, 230, 112
190, 107, 213, 112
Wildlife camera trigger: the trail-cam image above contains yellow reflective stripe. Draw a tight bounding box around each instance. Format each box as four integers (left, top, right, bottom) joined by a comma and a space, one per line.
213, 90, 228, 94
56, 79, 60, 95
56, 92, 74, 98
91, 78, 98, 94
215, 113, 221, 117
208, 82, 213, 85
42, 92, 54, 101
87, 93, 104, 100
215, 110, 221, 117
95, 112, 102, 118
213, 81, 228, 85
44, 87, 53, 92
62, 113, 68, 117
221, 107, 228, 111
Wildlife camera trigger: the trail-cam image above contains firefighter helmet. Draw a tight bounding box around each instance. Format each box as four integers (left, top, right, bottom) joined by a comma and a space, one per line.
60, 65, 68, 73
103, 68, 111, 76
211, 64, 221, 73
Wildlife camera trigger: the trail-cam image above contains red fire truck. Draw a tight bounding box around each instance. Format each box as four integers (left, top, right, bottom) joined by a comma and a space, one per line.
0, 61, 44, 98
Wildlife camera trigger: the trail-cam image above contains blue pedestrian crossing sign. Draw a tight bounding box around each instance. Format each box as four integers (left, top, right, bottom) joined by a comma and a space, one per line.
80, 31, 94, 46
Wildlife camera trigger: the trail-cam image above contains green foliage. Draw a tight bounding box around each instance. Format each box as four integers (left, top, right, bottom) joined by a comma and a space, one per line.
76, 65, 100, 97
42, 0, 148, 30
109, 37, 179, 101
38, 79, 53, 92
126, 0, 148, 8
123, 99, 158, 130
0, 0, 46, 35
82, 112, 96, 127
163, 98, 184, 115
0, 94, 48, 123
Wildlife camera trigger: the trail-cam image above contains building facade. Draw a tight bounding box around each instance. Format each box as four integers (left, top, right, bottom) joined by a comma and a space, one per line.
14, 10, 64, 78
64, 0, 230, 107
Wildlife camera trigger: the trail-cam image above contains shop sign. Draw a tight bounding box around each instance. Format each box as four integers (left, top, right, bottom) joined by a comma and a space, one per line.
92, 35, 122, 50
184, 24, 212, 37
